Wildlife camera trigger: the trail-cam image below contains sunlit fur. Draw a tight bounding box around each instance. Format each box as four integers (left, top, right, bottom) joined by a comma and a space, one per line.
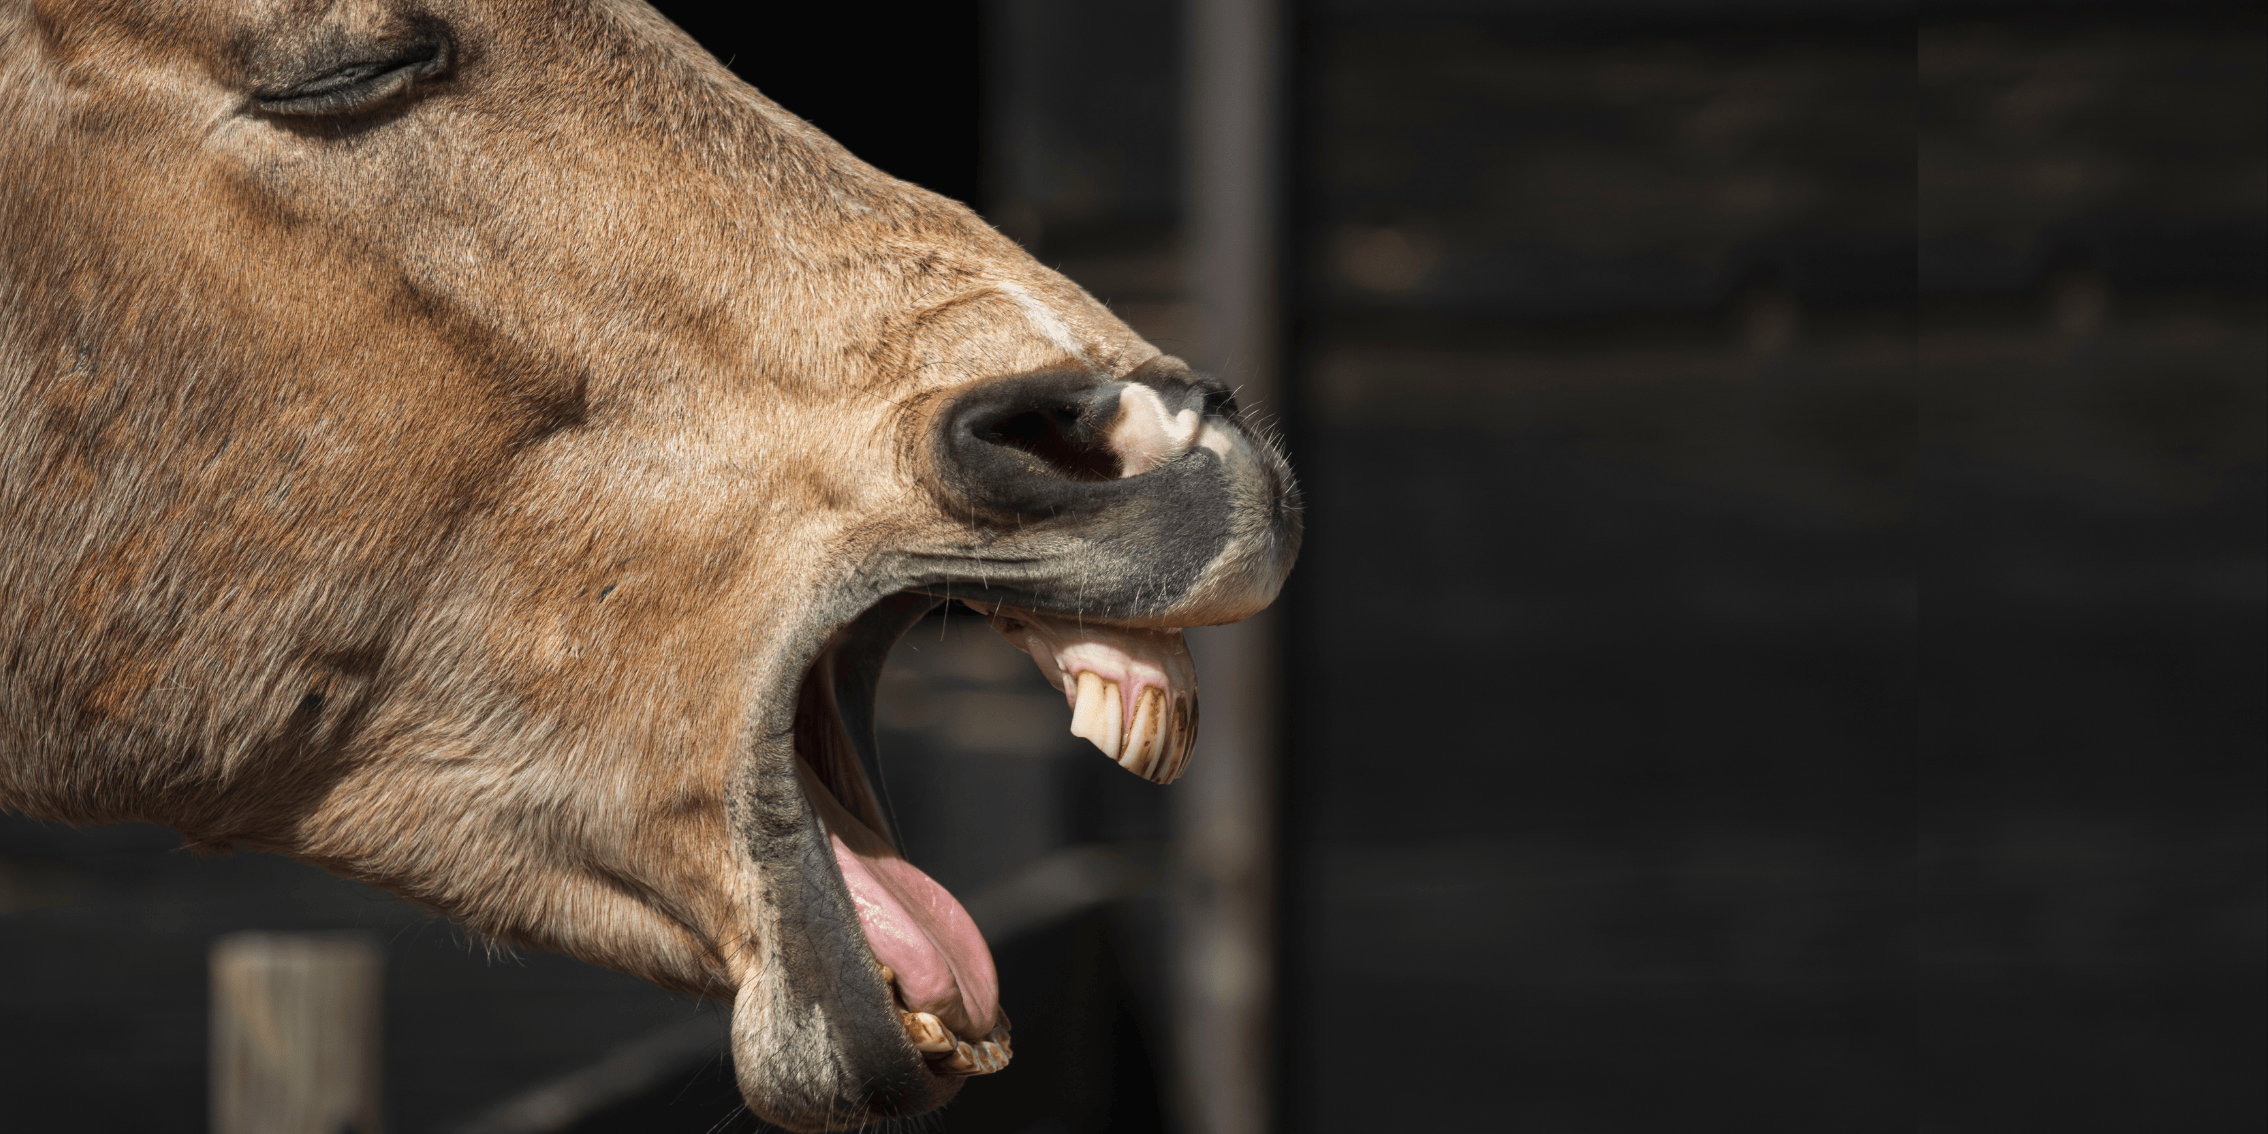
0, 1, 1306, 1129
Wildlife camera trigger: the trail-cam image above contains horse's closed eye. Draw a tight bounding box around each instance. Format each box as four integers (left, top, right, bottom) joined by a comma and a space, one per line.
252, 32, 452, 116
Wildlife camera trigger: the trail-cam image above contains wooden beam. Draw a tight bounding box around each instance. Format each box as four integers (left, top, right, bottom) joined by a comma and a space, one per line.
1178, 1, 1284, 1132
210, 932, 384, 1134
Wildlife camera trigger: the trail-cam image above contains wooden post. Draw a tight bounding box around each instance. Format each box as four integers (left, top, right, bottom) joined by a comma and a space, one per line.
211, 932, 385, 1134
1180, 1, 1284, 1132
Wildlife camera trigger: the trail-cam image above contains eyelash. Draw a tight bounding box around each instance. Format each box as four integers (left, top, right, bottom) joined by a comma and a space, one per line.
252, 40, 451, 117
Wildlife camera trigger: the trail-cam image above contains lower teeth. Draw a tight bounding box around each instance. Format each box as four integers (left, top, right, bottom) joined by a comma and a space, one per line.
885, 968, 1013, 1074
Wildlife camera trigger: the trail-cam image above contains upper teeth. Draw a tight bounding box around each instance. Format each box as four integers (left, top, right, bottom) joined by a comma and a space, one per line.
984, 608, 1201, 784
1069, 672, 1122, 762
1065, 670, 1195, 783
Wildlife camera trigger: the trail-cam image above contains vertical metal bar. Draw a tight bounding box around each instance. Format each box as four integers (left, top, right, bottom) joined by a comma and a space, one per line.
1179, 1, 1283, 1132
211, 932, 385, 1134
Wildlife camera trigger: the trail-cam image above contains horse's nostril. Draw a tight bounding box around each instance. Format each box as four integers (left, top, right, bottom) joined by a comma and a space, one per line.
984, 406, 1074, 447
981, 405, 1119, 481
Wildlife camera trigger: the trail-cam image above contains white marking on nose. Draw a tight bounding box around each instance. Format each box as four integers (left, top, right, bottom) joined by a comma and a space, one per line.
1111, 383, 1202, 477
1194, 421, 1236, 460
997, 282, 1088, 362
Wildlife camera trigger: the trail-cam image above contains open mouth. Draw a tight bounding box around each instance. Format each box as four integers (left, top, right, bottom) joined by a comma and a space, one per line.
788, 591, 1202, 1080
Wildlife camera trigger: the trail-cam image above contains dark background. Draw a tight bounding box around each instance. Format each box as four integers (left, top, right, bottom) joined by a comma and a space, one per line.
3, 1, 2261, 1131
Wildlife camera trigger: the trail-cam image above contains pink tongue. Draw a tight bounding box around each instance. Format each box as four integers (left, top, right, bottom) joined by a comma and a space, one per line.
829, 822, 999, 1038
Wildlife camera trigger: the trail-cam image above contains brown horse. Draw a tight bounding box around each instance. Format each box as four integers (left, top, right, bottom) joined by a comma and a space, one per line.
0, 1, 1299, 1128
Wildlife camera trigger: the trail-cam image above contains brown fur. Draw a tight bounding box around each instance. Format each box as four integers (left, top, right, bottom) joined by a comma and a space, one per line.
0, 2, 1297, 1127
